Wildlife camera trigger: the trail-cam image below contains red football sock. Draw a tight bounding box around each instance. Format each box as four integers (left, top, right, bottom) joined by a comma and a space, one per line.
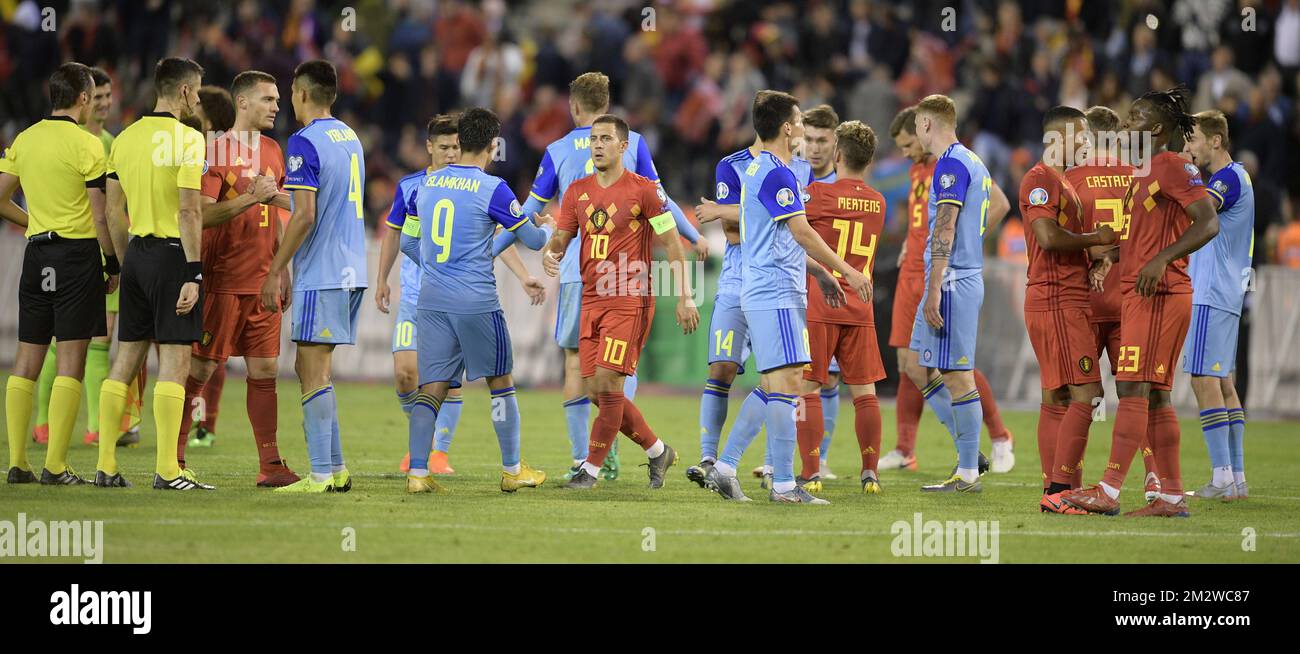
1051, 402, 1093, 487
619, 397, 659, 450
175, 375, 206, 469
895, 375, 923, 455
1148, 406, 1182, 496
246, 377, 282, 469
853, 394, 882, 474
797, 393, 824, 479
200, 364, 226, 432
586, 392, 625, 467
975, 369, 1010, 441
1036, 403, 1067, 489
1100, 397, 1150, 491
1140, 432, 1159, 479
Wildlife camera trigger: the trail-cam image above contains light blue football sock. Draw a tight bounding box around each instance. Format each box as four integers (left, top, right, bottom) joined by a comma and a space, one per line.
330, 409, 344, 471
920, 376, 959, 442
490, 387, 522, 468
951, 389, 983, 471
408, 393, 441, 472
563, 396, 591, 461
1227, 409, 1246, 472
623, 373, 639, 401
397, 389, 417, 417
719, 388, 768, 469
699, 378, 732, 462
765, 392, 800, 487
1200, 407, 1231, 469
820, 386, 839, 461
301, 385, 337, 475
434, 394, 463, 453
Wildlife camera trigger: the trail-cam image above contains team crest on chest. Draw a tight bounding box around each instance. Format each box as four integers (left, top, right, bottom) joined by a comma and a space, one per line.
586, 203, 617, 233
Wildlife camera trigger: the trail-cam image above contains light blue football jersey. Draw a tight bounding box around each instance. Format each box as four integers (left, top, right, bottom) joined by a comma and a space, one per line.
284, 117, 369, 291
814, 169, 837, 183
415, 164, 527, 315
385, 168, 432, 309
716, 150, 817, 304
523, 126, 660, 284
1190, 161, 1255, 315
925, 142, 991, 281
739, 151, 807, 312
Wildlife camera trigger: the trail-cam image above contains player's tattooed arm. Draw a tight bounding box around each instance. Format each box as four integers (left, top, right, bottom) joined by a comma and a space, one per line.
262, 189, 317, 312
788, 214, 871, 303
923, 203, 959, 329
1028, 216, 1117, 252
655, 226, 701, 334
1136, 197, 1220, 297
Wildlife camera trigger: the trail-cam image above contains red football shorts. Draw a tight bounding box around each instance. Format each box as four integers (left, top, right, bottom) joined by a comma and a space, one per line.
1024, 307, 1101, 390
1115, 292, 1191, 391
889, 270, 924, 349
804, 320, 886, 386
193, 292, 282, 362
1093, 320, 1122, 373
579, 304, 654, 377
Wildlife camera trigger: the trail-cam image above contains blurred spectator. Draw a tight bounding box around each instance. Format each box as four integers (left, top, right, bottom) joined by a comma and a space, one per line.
1195, 44, 1252, 112
967, 61, 1021, 188
460, 29, 523, 110
997, 217, 1029, 265
1276, 0, 1300, 79
1274, 196, 1300, 267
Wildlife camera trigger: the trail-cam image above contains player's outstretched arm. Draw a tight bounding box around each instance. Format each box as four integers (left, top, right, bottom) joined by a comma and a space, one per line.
788, 214, 871, 303
1028, 217, 1117, 252
262, 189, 317, 312
541, 228, 574, 278
201, 176, 272, 227
375, 225, 401, 313
1136, 197, 1220, 297
0, 174, 29, 228
498, 243, 546, 306
664, 194, 701, 245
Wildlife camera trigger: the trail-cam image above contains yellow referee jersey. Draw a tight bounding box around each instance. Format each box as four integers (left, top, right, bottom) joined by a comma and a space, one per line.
108, 111, 204, 239
0, 116, 106, 239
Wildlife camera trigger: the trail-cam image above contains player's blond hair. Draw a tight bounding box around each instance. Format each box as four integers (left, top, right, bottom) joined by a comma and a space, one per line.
835, 120, 877, 170
915, 94, 956, 128
1193, 110, 1231, 150
569, 72, 610, 114
803, 104, 840, 130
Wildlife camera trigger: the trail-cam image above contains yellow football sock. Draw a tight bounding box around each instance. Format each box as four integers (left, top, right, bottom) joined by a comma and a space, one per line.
6, 376, 35, 471
97, 379, 129, 475
44, 376, 82, 474
153, 381, 185, 480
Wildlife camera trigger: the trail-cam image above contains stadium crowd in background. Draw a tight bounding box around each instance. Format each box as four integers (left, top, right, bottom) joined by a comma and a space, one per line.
2, 0, 1298, 265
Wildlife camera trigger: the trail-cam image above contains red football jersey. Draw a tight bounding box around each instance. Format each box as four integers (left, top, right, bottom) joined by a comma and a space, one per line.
558, 170, 670, 310
805, 178, 885, 326
1119, 151, 1208, 296
1019, 161, 1090, 311
1065, 160, 1133, 323
900, 158, 935, 277
199, 133, 284, 294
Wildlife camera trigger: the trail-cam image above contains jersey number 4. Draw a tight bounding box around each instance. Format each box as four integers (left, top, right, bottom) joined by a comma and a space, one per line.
348, 153, 364, 219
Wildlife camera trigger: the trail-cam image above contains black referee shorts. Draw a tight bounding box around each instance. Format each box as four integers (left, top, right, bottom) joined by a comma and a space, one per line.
18, 235, 108, 344
119, 237, 203, 344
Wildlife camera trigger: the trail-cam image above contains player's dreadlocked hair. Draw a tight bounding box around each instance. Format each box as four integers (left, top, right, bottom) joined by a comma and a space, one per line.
1137, 85, 1196, 141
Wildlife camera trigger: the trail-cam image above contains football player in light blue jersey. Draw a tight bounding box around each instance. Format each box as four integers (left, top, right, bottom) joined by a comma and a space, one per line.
909, 94, 996, 493
374, 115, 546, 476
402, 108, 555, 494
491, 72, 706, 481
264, 60, 367, 493
1181, 110, 1255, 499
697, 91, 869, 504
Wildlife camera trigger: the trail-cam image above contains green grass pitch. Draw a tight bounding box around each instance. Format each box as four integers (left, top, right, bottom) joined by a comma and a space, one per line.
3, 379, 1297, 563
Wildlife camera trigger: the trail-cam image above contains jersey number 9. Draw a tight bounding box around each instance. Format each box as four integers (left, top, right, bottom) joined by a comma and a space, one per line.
428, 198, 455, 263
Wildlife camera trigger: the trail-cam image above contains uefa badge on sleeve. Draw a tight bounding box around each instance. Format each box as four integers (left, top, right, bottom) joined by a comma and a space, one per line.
716, 182, 729, 200
940, 173, 956, 189
775, 187, 795, 207
288, 155, 303, 173
1028, 187, 1049, 206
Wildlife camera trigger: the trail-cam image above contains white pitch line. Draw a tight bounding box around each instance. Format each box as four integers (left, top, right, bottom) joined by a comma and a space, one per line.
100, 517, 1300, 540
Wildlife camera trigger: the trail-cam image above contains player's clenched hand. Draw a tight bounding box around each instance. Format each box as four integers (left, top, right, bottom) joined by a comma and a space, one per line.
374, 281, 391, 313
676, 296, 700, 334
532, 212, 555, 231
176, 281, 199, 315
542, 249, 562, 277
260, 275, 281, 313
923, 291, 944, 329
1093, 225, 1117, 246
251, 175, 278, 203
104, 273, 119, 295
521, 276, 546, 305
1136, 257, 1166, 297
845, 269, 872, 304
694, 198, 722, 224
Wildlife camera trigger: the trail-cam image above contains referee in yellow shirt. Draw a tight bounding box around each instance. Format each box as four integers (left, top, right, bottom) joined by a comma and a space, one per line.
94, 57, 215, 490
1, 63, 120, 485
